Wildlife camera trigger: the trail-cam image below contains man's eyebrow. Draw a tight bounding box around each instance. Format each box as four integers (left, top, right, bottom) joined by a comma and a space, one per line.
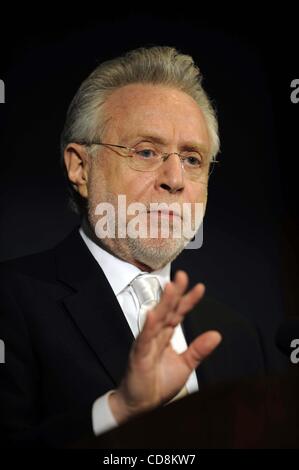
180, 141, 209, 155
130, 134, 209, 154
131, 134, 167, 145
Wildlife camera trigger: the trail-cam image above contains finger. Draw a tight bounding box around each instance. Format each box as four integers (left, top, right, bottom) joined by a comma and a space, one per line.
138, 276, 200, 340
150, 281, 204, 335
152, 282, 178, 325
153, 325, 175, 357
132, 311, 174, 361
173, 270, 189, 296
153, 271, 188, 324
133, 311, 157, 357
136, 282, 205, 360
165, 283, 205, 327
175, 283, 205, 317
180, 330, 222, 371
166, 271, 189, 312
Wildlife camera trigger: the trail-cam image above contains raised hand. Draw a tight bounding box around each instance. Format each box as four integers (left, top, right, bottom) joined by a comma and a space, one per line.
109, 270, 222, 423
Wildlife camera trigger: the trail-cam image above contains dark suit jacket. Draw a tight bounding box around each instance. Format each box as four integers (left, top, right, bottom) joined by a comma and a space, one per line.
0, 228, 266, 448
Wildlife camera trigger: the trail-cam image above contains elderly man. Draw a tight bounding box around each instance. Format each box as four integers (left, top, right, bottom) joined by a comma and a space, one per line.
0, 47, 265, 447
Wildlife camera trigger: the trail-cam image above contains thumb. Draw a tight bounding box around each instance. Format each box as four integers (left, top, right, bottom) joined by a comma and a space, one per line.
181, 330, 222, 371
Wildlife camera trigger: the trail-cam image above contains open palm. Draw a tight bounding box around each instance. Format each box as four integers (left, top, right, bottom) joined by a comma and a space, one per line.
110, 271, 222, 423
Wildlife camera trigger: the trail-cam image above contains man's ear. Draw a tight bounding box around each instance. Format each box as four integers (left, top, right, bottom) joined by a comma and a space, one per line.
64, 143, 90, 199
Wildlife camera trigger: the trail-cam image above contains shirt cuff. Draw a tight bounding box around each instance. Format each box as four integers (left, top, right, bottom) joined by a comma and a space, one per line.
91, 390, 118, 436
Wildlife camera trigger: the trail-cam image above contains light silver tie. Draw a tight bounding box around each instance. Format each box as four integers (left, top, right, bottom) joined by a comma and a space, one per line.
131, 274, 188, 402
131, 275, 162, 332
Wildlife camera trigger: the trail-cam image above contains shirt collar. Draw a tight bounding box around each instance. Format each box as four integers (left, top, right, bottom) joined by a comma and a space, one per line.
79, 227, 171, 296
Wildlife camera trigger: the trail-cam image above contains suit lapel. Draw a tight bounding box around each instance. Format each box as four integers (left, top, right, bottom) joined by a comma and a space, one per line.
55, 228, 134, 387
54, 230, 228, 389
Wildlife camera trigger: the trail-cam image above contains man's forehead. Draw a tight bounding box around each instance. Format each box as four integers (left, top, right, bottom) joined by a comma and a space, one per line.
103, 84, 208, 133
104, 83, 202, 114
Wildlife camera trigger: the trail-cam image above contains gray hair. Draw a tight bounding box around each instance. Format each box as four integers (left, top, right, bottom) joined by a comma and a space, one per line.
60, 46, 220, 215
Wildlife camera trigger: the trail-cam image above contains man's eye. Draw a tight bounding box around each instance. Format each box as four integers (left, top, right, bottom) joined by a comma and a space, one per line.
135, 149, 157, 159
184, 155, 202, 167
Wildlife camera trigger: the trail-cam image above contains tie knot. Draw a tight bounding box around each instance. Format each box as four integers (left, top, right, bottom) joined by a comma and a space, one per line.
131, 275, 162, 332
131, 275, 161, 309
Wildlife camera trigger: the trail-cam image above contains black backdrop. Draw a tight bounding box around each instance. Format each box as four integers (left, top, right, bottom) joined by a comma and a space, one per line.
0, 9, 298, 373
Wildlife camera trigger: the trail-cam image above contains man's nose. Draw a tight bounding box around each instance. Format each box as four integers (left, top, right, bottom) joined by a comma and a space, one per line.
155, 153, 185, 194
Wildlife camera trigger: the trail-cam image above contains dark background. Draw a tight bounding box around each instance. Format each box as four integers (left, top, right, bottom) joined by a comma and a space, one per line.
0, 8, 298, 372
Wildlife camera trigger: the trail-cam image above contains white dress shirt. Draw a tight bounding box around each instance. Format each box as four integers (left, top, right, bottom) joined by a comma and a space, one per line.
79, 227, 199, 436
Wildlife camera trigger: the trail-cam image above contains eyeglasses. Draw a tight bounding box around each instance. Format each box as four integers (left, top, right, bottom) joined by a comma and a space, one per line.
77, 141, 218, 183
